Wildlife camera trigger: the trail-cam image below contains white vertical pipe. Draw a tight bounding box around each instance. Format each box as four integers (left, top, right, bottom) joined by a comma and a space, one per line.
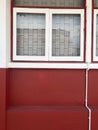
85, 65, 91, 130
86, 1, 92, 130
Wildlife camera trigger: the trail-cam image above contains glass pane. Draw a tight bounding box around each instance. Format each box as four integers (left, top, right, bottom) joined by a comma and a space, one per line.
16, 13, 45, 56
14, 0, 83, 7
52, 14, 80, 56
94, 0, 98, 7
96, 15, 98, 56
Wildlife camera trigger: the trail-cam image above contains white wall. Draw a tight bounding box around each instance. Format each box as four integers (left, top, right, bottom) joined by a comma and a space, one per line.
0, 0, 10, 68
2, 0, 98, 69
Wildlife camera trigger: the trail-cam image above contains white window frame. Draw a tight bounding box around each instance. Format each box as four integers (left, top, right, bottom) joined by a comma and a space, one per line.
49, 9, 84, 61
93, 10, 98, 61
13, 8, 49, 61
13, 8, 84, 61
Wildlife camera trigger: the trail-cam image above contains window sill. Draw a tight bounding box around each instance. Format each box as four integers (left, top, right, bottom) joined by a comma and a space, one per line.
8, 62, 87, 69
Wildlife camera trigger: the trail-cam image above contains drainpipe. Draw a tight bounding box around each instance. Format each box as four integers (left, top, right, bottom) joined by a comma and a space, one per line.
85, 63, 91, 130
86, 0, 92, 129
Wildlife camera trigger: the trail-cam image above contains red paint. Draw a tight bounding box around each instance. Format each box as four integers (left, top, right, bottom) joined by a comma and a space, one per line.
88, 70, 98, 130
90, 107, 98, 130
11, 0, 13, 62
84, 0, 86, 9
5, 68, 88, 130
8, 69, 86, 106
7, 106, 88, 130
0, 69, 7, 130
88, 70, 98, 106
0, 68, 89, 130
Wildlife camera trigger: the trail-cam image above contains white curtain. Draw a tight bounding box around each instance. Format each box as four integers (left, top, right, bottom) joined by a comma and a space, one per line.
17, 13, 45, 56
52, 14, 80, 56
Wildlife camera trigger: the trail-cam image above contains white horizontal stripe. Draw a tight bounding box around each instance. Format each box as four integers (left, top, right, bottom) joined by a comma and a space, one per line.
8, 63, 87, 69
8, 63, 98, 69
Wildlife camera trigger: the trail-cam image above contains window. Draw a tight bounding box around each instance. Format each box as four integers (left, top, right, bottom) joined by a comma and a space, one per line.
14, 0, 84, 7
49, 10, 84, 61
93, 0, 98, 61
94, 10, 98, 61
13, 0, 84, 62
13, 8, 49, 61
13, 8, 84, 61
94, 0, 98, 8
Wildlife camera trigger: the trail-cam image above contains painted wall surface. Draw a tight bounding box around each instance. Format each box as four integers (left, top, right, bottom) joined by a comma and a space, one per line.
6, 69, 88, 130
0, 0, 98, 130
8, 69, 86, 106
7, 107, 88, 130
88, 70, 98, 130
0, 68, 96, 130
0, 69, 6, 130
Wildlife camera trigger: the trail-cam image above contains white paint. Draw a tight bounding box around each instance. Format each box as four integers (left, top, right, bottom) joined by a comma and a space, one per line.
8, 62, 98, 69
85, 1, 92, 128
93, 10, 98, 61
8, 63, 87, 69
89, 63, 98, 69
6, 0, 11, 67
85, 66, 91, 130
86, 0, 92, 63
0, 0, 10, 68
1, 0, 98, 70
13, 8, 84, 61
0, 0, 6, 67
49, 9, 84, 61
13, 8, 49, 61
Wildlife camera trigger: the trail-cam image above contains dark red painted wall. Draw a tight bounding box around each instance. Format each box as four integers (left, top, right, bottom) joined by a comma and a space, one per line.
90, 108, 98, 130
88, 70, 98, 130
8, 69, 86, 106
0, 69, 89, 130
0, 69, 7, 130
6, 69, 88, 130
7, 106, 88, 130
88, 70, 98, 106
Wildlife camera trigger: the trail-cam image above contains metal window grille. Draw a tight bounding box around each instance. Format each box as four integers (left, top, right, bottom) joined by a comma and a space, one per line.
52, 14, 80, 56
96, 14, 98, 56
14, 0, 83, 7
94, 0, 98, 7
16, 13, 45, 56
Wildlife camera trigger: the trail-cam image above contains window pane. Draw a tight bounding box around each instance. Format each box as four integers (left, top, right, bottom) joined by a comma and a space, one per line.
14, 0, 83, 7
94, 0, 98, 7
96, 15, 98, 56
52, 14, 80, 56
16, 13, 45, 56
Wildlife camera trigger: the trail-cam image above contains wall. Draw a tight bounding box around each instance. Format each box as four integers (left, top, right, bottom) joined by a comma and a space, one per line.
0, 0, 98, 130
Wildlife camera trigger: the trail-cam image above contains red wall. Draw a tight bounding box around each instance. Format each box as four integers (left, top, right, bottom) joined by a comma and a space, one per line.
88, 70, 98, 106
6, 69, 88, 130
8, 69, 86, 106
0, 69, 7, 130
7, 107, 88, 130
88, 70, 98, 130
0, 69, 90, 130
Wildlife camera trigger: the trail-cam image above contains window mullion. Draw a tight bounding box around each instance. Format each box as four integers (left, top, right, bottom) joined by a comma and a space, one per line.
44, 9, 49, 61
48, 10, 52, 61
